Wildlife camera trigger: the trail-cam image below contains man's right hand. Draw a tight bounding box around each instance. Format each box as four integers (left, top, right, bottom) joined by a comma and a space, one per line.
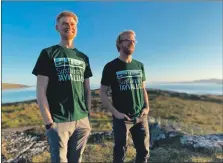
100, 85, 131, 121
114, 111, 131, 121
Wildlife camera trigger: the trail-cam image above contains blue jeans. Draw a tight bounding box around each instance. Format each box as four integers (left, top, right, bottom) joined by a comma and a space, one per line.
112, 115, 150, 163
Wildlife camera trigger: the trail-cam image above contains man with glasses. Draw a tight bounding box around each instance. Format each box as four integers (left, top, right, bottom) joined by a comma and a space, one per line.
100, 30, 150, 163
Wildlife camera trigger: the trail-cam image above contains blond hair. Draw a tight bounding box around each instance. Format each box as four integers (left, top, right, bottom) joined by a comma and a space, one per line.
56, 11, 78, 24
116, 30, 136, 52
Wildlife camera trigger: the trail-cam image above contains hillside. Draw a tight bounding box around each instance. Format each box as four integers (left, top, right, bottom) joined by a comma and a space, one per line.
172, 78, 223, 84
1, 89, 223, 162
2, 83, 30, 90
191, 79, 222, 84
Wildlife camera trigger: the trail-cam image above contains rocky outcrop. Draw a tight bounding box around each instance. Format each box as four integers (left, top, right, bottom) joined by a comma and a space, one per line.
180, 134, 223, 154
1, 130, 114, 163
2, 119, 223, 163
2, 131, 48, 163
149, 117, 223, 154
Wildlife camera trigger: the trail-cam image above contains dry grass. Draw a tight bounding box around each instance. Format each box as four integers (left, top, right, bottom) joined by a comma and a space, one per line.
25, 141, 223, 163
149, 96, 223, 134
2, 90, 223, 162
2, 102, 43, 128
31, 151, 50, 162
2, 91, 222, 135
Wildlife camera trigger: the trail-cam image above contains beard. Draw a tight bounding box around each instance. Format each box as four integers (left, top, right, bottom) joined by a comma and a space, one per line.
62, 33, 76, 40
122, 46, 134, 55
61, 29, 77, 40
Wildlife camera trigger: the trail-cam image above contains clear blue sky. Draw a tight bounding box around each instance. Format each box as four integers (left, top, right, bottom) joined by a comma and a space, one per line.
2, 1, 222, 86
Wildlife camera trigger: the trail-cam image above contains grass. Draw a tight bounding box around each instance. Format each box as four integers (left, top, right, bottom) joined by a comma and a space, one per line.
17, 141, 222, 163
149, 144, 223, 163
83, 141, 136, 162
2, 92, 222, 135
1, 137, 14, 160
31, 151, 50, 162
149, 96, 223, 134
2, 90, 223, 162
90, 112, 113, 132
2, 103, 43, 128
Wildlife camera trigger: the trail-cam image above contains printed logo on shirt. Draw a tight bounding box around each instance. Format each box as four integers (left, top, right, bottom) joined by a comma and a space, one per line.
116, 70, 143, 91
54, 58, 85, 82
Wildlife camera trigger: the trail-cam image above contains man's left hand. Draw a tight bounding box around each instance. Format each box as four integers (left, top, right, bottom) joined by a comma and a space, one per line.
140, 107, 150, 117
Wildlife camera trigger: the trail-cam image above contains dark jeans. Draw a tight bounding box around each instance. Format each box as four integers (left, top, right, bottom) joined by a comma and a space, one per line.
112, 115, 150, 163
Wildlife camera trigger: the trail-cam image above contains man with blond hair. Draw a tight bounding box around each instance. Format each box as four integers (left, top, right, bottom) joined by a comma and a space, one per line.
32, 11, 92, 163
100, 30, 150, 163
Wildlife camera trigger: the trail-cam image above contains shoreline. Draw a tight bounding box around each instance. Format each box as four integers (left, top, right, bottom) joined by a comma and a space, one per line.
2, 88, 222, 106
2, 99, 38, 106
2, 84, 31, 90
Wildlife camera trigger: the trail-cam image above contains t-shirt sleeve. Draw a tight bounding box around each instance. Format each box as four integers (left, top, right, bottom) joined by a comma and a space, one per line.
32, 49, 51, 77
84, 57, 93, 79
142, 63, 146, 82
101, 64, 111, 86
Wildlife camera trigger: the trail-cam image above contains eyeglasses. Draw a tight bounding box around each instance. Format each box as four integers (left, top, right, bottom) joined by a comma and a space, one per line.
120, 39, 137, 44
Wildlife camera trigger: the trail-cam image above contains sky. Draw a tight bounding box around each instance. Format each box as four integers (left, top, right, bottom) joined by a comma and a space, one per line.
2, 1, 222, 86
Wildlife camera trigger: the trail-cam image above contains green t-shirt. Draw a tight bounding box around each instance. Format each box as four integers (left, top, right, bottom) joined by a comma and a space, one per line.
32, 45, 93, 123
101, 58, 146, 118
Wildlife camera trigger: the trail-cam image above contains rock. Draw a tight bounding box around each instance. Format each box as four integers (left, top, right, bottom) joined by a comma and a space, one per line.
149, 121, 183, 149
168, 131, 181, 138
30, 136, 38, 142
180, 135, 223, 154
7, 158, 14, 163
88, 131, 113, 143
148, 120, 223, 155
2, 119, 223, 161
157, 133, 166, 140
203, 134, 223, 141
2, 131, 49, 163
217, 141, 223, 148
9, 148, 18, 153
17, 157, 29, 163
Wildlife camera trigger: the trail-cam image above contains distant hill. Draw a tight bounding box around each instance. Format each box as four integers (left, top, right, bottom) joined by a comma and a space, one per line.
191, 79, 222, 84
2, 83, 30, 90
172, 79, 223, 84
